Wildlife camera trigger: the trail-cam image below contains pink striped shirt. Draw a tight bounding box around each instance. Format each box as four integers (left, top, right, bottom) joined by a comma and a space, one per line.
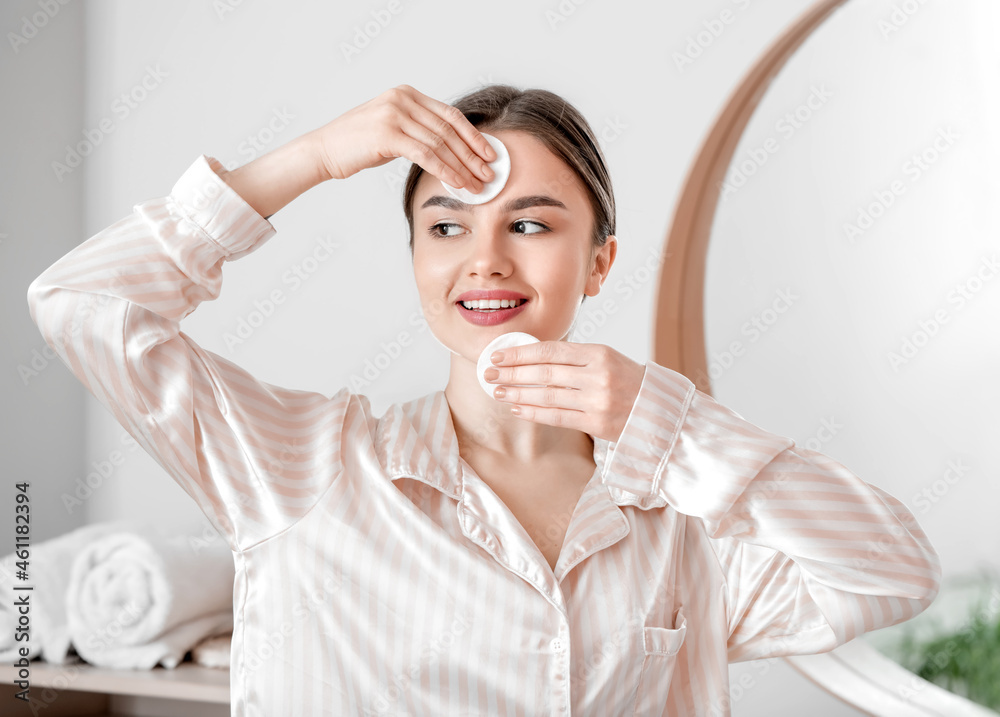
27, 154, 941, 716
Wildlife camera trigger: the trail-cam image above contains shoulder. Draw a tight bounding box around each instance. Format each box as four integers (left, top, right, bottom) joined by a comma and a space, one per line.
338, 387, 446, 452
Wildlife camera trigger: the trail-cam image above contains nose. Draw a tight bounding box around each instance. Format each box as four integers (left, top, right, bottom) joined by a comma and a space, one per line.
466, 223, 513, 278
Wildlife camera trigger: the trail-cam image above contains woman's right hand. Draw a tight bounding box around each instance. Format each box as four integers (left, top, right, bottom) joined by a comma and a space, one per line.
310, 84, 497, 193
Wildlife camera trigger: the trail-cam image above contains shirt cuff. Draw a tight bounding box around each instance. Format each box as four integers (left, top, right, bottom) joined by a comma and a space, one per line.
600, 361, 693, 508
600, 361, 795, 525
167, 154, 276, 260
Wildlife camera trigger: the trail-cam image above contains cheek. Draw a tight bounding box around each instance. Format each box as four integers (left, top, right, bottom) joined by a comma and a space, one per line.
537, 247, 588, 292
412, 255, 451, 313
411, 247, 434, 288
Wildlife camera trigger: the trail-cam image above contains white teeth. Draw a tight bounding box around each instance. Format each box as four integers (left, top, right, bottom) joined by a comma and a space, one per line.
461, 299, 524, 310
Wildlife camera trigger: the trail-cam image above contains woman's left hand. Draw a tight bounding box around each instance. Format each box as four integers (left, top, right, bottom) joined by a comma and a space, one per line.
483, 341, 646, 443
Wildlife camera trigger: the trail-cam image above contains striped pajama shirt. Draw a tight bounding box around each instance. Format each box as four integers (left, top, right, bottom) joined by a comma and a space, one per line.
27, 154, 941, 716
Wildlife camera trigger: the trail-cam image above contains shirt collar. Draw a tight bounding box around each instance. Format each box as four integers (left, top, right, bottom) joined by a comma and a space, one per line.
374, 390, 465, 499
374, 389, 642, 506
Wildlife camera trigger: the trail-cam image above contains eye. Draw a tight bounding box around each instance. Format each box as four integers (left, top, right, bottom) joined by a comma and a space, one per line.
428, 222, 463, 238
426, 220, 551, 239
513, 220, 550, 235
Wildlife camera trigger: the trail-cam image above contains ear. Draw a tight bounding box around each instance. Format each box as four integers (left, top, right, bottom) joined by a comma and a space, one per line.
584, 235, 617, 297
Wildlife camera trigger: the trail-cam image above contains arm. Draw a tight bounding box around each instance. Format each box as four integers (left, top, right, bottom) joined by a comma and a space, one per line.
25, 133, 352, 553
27, 85, 505, 551
216, 131, 328, 220
600, 361, 942, 663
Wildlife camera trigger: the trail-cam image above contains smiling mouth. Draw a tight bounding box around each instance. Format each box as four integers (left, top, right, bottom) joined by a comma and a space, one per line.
458, 299, 529, 312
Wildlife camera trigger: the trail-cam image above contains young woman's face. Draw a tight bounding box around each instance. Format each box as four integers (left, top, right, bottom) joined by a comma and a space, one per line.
411, 129, 615, 362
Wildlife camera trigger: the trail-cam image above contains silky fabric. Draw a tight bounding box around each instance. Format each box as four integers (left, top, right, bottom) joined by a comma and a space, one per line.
27, 154, 942, 716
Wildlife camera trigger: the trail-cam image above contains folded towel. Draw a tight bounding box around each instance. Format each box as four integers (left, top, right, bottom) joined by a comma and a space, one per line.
0, 519, 139, 664
191, 630, 232, 669
66, 528, 236, 669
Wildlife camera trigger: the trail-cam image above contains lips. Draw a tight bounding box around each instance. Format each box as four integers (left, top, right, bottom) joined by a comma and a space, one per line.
456, 298, 529, 327
459, 299, 527, 311
454, 289, 530, 303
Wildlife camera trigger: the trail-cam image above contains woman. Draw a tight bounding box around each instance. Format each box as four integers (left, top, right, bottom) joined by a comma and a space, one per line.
27, 84, 941, 716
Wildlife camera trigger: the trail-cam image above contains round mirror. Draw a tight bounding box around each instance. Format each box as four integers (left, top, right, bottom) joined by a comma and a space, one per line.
657, 0, 1000, 713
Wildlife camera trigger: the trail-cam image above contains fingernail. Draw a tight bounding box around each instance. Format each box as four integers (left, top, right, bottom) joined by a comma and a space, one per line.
491, 351, 504, 364
484, 367, 499, 380
494, 386, 506, 399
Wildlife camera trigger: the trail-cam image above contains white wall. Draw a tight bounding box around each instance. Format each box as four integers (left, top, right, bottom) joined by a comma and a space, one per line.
13, 0, 994, 713
1, 0, 86, 549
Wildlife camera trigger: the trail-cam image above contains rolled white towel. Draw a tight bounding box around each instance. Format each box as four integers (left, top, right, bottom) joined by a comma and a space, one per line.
66, 528, 236, 669
191, 631, 232, 669
0, 520, 138, 665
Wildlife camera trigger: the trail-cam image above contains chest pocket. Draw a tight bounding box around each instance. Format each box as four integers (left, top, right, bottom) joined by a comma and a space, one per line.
631, 606, 688, 716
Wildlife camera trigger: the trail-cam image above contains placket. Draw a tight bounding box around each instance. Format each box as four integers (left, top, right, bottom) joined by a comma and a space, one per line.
457, 462, 566, 612
457, 461, 634, 716
553, 467, 631, 584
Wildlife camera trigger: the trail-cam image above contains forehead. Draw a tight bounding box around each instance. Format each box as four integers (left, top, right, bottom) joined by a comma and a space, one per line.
413, 129, 588, 209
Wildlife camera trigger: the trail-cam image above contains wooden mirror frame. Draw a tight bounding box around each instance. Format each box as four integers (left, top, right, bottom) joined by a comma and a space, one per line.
652, 1, 996, 714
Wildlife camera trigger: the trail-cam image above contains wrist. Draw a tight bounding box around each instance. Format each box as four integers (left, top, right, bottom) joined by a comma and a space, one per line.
298, 129, 333, 185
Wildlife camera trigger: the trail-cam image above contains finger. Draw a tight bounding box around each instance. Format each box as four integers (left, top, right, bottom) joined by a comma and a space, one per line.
392, 135, 467, 191
410, 90, 496, 163
493, 384, 587, 412
404, 95, 495, 186
509, 403, 589, 433
490, 340, 593, 368
398, 121, 482, 192
487, 362, 584, 391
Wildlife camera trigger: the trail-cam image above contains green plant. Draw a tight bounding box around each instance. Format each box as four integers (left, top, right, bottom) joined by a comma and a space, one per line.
894, 595, 1000, 710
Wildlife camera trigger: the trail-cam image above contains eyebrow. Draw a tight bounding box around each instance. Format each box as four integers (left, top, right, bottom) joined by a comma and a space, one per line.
419, 194, 568, 213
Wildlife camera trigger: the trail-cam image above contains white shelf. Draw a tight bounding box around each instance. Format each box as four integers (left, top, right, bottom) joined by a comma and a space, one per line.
0, 660, 230, 716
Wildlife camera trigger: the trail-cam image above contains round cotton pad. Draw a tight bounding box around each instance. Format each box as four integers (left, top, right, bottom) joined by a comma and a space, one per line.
441, 133, 510, 205
477, 332, 541, 399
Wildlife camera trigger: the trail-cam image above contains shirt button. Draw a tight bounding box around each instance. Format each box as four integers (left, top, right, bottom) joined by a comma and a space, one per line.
550, 638, 564, 652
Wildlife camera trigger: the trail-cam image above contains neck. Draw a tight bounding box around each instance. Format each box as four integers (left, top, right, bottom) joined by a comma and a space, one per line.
444, 357, 592, 464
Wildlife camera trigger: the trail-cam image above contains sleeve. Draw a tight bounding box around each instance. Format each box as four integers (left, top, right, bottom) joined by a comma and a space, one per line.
599, 360, 942, 663
26, 155, 353, 553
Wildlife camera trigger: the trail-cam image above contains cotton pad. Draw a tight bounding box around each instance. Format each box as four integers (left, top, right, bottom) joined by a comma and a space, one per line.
441, 133, 510, 205
477, 331, 541, 398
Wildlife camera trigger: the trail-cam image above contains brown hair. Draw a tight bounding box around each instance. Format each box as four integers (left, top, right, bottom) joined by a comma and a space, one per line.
401, 84, 616, 267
